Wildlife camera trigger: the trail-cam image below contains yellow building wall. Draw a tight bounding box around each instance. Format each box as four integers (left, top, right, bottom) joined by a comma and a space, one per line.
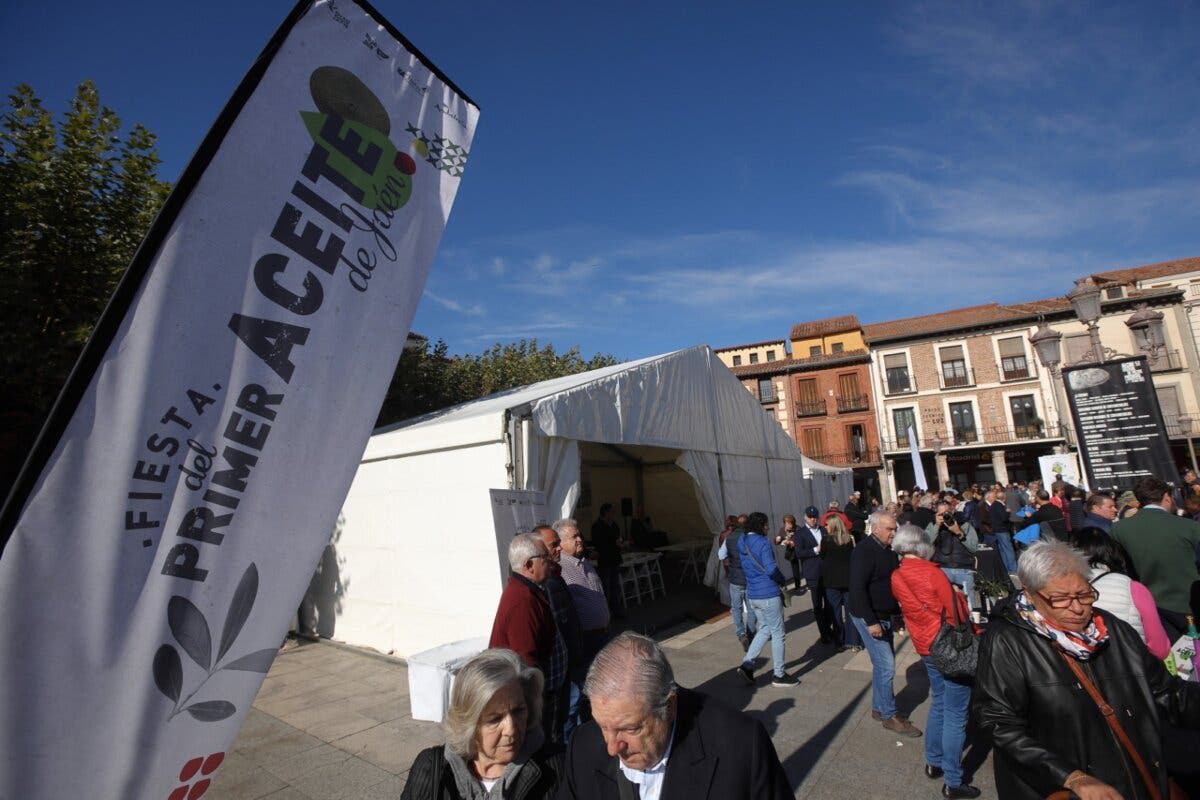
715, 341, 787, 368
790, 330, 865, 357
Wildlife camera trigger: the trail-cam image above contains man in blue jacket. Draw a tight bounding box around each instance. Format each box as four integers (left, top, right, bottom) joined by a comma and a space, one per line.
733, 512, 799, 687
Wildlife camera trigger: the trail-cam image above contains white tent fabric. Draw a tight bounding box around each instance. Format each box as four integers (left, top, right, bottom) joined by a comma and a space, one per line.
335, 345, 851, 658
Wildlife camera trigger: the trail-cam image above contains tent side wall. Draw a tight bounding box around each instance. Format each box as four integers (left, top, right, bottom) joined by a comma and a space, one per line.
332, 441, 511, 658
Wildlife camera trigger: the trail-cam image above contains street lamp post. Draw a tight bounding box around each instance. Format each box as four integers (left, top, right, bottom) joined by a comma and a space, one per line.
930, 435, 949, 490
1030, 322, 1073, 447
1068, 277, 1105, 363
1125, 303, 1167, 366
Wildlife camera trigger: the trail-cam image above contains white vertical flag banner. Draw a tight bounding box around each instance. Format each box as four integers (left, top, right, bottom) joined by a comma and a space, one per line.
0, 1, 477, 796
908, 426, 928, 491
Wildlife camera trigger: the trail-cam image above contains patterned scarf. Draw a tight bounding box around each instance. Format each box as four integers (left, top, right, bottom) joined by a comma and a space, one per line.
1014, 590, 1110, 660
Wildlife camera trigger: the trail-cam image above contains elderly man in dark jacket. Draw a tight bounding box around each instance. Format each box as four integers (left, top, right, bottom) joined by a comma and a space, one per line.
849, 511, 921, 737
560, 632, 793, 800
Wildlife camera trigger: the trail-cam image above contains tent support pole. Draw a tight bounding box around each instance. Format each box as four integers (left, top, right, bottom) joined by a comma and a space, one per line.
704, 350, 728, 517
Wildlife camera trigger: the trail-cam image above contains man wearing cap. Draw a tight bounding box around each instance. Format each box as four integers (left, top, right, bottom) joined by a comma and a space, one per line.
792, 506, 835, 644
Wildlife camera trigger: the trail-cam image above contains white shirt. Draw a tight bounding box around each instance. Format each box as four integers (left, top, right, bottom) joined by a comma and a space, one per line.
616, 719, 676, 800
807, 525, 823, 549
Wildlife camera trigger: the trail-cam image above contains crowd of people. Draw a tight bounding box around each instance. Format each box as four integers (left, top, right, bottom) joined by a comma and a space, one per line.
398, 473, 1200, 799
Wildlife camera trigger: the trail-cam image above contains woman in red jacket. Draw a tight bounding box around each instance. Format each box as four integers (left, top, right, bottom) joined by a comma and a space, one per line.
891, 524, 980, 800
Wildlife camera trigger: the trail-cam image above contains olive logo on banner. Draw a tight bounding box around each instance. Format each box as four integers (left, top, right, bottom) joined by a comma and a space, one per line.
302, 66, 470, 211
152, 564, 272, 723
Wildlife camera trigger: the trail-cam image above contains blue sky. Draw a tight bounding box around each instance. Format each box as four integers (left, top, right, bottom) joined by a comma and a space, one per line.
3, 1, 1198, 361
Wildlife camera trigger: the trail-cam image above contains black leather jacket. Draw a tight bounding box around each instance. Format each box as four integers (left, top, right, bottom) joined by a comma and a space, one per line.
931, 527, 974, 569
973, 596, 1200, 800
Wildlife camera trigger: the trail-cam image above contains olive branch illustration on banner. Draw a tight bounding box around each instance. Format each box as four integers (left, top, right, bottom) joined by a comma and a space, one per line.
152, 563, 277, 722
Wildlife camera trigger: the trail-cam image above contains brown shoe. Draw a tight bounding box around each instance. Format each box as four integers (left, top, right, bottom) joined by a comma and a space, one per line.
871, 710, 905, 722
882, 716, 923, 737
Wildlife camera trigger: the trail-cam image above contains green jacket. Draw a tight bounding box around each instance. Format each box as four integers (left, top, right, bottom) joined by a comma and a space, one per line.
1111, 507, 1200, 614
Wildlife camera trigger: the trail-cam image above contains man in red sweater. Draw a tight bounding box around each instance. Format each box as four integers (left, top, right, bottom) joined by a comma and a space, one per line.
489, 532, 564, 742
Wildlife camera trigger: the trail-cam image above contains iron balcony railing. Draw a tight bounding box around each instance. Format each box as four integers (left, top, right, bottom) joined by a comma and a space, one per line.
1148, 349, 1183, 373
1000, 360, 1038, 381
836, 394, 870, 413
939, 366, 975, 390
796, 399, 827, 418
883, 373, 917, 396
882, 423, 1069, 452
817, 448, 882, 467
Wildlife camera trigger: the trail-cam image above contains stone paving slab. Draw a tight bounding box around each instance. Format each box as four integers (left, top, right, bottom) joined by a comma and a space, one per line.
210, 603, 996, 800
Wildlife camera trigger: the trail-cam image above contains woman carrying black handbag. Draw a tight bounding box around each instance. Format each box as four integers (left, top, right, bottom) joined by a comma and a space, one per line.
890, 524, 981, 799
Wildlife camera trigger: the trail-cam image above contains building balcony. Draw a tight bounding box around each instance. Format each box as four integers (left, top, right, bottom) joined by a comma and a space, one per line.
881, 423, 1069, 453
1148, 348, 1183, 373
817, 448, 882, 467
1000, 362, 1038, 382
883, 375, 917, 396
836, 394, 870, 413
759, 389, 778, 403
796, 399, 828, 418
938, 367, 975, 390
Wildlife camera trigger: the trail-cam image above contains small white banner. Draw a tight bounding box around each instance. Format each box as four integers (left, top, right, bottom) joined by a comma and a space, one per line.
0, 1, 477, 796
1039, 453, 1088, 491
908, 425, 928, 491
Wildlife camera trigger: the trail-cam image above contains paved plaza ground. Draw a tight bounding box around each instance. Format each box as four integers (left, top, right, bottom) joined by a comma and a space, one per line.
209, 601, 997, 800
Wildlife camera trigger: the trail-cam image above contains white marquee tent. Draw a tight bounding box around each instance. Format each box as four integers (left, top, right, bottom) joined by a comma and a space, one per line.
322, 345, 851, 658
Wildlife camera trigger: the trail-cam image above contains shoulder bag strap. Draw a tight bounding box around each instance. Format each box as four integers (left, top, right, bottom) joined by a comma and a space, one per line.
740, 536, 765, 572
1056, 651, 1162, 800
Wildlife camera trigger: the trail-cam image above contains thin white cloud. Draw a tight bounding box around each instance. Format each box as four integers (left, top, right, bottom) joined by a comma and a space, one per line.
423, 290, 485, 316
469, 320, 580, 342
840, 170, 1200, 241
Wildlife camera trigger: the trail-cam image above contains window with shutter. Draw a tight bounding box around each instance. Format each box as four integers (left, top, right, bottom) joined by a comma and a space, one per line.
796, 378, 824, 416
1156, 385, 1182, 436
998, 337, 1030, 379
883, 353, 911, 394
939, 345, 969, 387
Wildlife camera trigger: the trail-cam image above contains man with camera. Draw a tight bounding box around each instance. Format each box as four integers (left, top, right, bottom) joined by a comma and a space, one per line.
925, 502, 979, 613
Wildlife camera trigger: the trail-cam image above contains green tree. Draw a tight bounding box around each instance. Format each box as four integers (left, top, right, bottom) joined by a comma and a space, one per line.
0, 82, 170, 491
375, 338, 619, 427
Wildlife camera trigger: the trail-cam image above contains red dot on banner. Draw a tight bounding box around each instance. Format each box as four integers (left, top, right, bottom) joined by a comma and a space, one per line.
201, 753, 224, 774
179, 757, 203, 781
394, 152, 416, 175
188, 779, 211, 799
168, 787, 188, 800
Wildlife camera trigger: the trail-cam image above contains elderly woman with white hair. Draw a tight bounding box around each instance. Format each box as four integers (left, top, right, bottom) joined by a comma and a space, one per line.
974, 540, 1200, 800
890, 524, 980, 799
401, 648, 561, 800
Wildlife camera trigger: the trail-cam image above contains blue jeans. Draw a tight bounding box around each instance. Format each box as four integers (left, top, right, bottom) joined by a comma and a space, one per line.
742, 596, 785, 677
729, 582, 757, 639
992, 531, 1017, 574
922, 656, 971, 788
824, 587, 862, 648
851, 615, 896, 719
940, 567, 977, 611
563, 679, 586, 742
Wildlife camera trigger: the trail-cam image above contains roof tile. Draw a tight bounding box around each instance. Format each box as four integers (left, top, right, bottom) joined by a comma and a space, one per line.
789, 314, 861, 341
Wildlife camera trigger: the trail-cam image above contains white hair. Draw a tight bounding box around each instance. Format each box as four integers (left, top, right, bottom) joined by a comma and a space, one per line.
585, 632, 676, 720
442, 648, 543, 758
891, 524, 934, 560
1017, 540, 1091, 593
507, 533, 543, 571
551, 518, 578, 536
867, 509, 895, 532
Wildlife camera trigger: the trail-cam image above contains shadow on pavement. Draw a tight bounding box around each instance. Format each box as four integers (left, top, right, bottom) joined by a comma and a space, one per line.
894, 659, 929, 719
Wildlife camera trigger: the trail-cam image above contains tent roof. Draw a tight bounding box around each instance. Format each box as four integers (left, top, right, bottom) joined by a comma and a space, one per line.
363, 345, 848, 477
